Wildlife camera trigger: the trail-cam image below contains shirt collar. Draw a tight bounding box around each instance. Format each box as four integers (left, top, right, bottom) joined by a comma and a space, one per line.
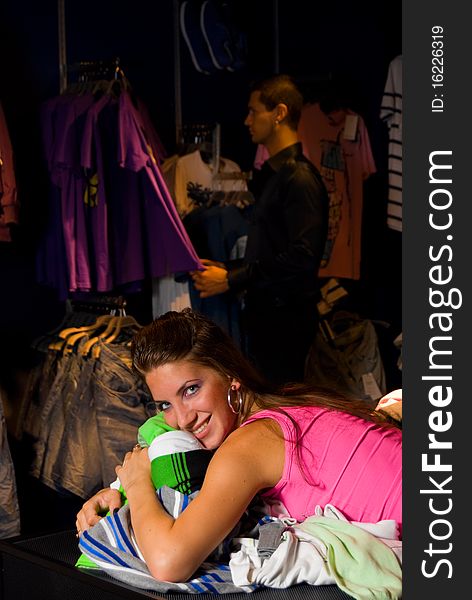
266, 142, 303, 172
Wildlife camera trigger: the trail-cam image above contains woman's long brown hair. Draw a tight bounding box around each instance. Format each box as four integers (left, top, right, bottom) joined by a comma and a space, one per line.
132, 308, 396, 428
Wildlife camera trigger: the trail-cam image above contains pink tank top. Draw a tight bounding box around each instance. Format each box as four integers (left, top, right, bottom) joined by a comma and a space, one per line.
243, 406, 402, 536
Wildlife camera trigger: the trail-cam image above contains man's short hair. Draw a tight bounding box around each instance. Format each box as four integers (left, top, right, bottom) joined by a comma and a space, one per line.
250, 74, 303, 129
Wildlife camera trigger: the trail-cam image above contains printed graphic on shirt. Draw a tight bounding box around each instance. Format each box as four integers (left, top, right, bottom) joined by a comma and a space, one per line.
320, 140, 345, 172
319, 141, 345, 267
84, 172, 99, 207
322, 191, 343, 267
298, 104, 376, 280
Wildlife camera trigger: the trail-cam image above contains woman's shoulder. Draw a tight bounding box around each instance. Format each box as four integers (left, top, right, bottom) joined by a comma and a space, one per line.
241, 405, 323, 444
228, 415, 283, 447
215, 416, 285, 469
210, 417, 284, 491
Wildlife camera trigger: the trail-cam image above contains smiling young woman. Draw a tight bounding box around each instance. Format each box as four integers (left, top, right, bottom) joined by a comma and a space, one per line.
144, 361, 240, 449
76, 308, 402, 583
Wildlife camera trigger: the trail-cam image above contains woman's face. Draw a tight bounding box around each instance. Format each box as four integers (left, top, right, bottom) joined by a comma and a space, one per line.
145, 360, 239, 449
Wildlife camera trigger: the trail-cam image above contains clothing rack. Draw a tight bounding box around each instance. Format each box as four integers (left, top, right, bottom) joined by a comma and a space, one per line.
68, 57, 124, 83
61, 59, 131, 102
56, 2, 126, 93
179, 122, 217, 147
30, 296, 127, 353
68, 294, 127, 315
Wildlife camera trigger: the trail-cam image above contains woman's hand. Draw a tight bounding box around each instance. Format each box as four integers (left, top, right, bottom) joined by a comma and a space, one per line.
115, 445, 151, 494
76, 487, 122, 534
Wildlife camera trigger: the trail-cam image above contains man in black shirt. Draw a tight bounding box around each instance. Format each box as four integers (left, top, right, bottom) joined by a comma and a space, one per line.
192, 75, 328, 385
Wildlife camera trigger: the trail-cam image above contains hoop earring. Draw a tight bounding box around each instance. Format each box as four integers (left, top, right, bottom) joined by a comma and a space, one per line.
227, 385, 242, 414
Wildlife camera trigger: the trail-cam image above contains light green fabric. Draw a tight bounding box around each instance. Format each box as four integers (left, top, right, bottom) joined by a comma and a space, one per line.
76, 552, 100, 569
299, 517, 402, 600
137, 411, 175, 447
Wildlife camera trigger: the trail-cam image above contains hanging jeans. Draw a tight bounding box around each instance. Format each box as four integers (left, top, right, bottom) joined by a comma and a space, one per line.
0, 397, 20, 539
91, 341, 151, 487
21, 350, 61, 441
30, 344, 87, 488
50, 357, 102, 498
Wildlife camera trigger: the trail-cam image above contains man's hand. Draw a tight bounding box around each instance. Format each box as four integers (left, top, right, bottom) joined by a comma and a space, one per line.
191, 260, 229, 298
76, 487, 122, 534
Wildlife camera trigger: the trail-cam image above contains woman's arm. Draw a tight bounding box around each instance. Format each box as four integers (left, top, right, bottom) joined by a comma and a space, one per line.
118, 419, 284, 582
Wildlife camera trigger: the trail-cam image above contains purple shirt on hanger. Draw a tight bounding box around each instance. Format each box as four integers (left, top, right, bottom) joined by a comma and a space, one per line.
38, 87, 201, 297
118, 92, 202, 277
92, 97, 148, 286
80, 93, 114, 291
53, 94, 96, 291
38, 95, 93, 293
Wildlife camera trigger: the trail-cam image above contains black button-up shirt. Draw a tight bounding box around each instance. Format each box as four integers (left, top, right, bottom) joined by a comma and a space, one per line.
227, 142, 328, 307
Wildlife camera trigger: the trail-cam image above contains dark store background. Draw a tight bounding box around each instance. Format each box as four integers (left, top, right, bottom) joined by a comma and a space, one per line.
0, 0, 401, 534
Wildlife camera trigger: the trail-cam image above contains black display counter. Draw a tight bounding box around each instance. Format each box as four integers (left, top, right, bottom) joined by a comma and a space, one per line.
0, 529, 351, 600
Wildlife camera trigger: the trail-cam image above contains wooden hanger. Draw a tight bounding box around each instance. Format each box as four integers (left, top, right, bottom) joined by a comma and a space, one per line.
58, 314, 114, 339
46, 295, 127, 352
79, 316, 121, 357
90, 315, 142, 359
49, 315, 116, 354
